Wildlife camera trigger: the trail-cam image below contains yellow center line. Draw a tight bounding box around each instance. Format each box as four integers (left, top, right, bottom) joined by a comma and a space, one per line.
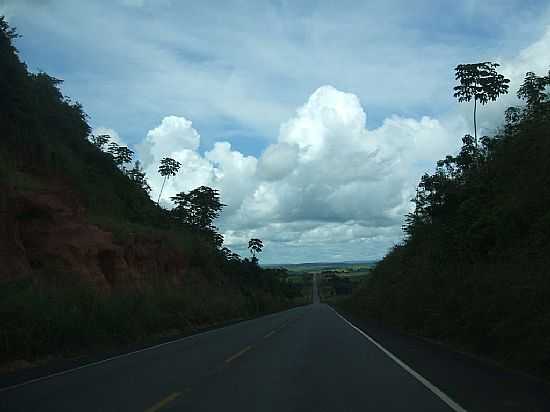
264, 330, 276, 339
225, 345, 253, 363
144, 392, 181, 412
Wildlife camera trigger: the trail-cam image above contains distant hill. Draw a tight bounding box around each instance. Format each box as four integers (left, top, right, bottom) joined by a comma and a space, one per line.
265, 261, 378, 272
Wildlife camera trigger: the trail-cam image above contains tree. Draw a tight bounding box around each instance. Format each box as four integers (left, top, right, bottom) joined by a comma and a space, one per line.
157, 157, 181, 204
248, 238, 264, 260
171, 186, 225, 231
517, 71, 550, 111
220, 247, 233, 260
230, 252, 242, 262
127, 160, 151, 194
504, 106, 522, 130
0, 16, 19, 43
220, 247, 241, 262
107, 142, 134, 169
454, 62, 510, 146
89, 134, 110, 150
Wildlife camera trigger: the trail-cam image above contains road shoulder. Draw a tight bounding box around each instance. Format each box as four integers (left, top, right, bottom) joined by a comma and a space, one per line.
330, 305, 550, 412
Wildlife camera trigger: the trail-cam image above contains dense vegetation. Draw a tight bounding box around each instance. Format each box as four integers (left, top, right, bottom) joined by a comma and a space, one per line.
345, 65, 550, 379
0, 17, 303, 367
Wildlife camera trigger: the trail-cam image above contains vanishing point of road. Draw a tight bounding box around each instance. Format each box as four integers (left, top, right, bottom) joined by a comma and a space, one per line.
1, 275, 549, 411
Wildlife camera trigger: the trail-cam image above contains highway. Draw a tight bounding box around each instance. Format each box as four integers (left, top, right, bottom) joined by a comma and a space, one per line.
1, 274, 549, 411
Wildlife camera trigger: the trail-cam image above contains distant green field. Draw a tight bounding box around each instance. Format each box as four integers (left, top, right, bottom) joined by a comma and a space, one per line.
286, 274, 312, 284
335, 271, 370, 280
265, 261, 377, 274
266, 262, 374, 303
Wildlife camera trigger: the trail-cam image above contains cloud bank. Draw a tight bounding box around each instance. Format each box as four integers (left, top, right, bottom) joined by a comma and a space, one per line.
129, 85, 464, 262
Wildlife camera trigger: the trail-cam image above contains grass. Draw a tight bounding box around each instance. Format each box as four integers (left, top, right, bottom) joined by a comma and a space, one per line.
284, 274, 313, 304
335, 270, 371, 279
284, 265, 369, 303
5, 171, 48, 191
88, 214, 194, 249
0, 275, 304, 369
273, 262, 375, 273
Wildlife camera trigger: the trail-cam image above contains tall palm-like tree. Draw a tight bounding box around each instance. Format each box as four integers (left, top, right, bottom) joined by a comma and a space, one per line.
157, 157, 181, 204
453, 62, 510, 146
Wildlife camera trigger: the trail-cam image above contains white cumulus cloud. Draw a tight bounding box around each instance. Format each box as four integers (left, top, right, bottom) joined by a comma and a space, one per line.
133, 85, 465, 262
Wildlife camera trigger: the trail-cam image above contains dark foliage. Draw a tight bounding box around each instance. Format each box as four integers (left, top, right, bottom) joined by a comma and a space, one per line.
127, 160, 151, 194
171, 186, 225, 232
453, 62, 510, 105
107, 142, 134, 169
347, 68, 550, 380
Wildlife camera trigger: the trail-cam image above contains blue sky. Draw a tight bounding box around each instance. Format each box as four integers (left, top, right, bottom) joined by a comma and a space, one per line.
2, 0, 550, 262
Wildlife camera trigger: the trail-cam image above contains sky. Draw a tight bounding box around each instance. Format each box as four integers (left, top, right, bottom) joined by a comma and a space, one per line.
2, 0, 550, 263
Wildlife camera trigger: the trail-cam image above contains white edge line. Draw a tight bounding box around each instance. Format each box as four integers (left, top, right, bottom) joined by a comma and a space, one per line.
0, 306, 304, 393
329, 307, 468, 412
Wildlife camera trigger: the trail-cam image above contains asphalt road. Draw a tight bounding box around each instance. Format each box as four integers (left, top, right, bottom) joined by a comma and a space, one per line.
1, 275, 548, 411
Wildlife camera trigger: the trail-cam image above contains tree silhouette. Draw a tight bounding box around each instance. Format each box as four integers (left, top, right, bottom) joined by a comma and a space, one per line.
230, 252, 242, 262
171, 186, 224, 231
107, 142, 119, 158
517, 71, 550, 111
90, 134, 110, 150
248, 238, 263, 259
107, 142, 134, 169
127, 160, 151, 194
157, 157, 181, 204
453, 62, 510, 146
0, 16, 19, 43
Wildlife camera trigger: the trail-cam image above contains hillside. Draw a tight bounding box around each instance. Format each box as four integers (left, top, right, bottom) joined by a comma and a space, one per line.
0, 17, 302, 369
344, 67, 550, 380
